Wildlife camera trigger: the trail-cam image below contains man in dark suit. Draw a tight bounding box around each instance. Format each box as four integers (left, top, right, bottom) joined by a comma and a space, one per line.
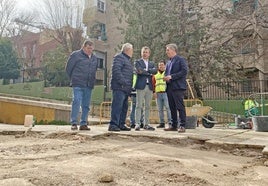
134, 46, 157, 131
163, 43, 188, 133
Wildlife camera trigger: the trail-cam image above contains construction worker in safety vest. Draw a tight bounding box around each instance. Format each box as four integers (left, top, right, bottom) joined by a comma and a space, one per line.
129, 73, 144, 128
244, 98, 259, 118
152, 60, 172, 128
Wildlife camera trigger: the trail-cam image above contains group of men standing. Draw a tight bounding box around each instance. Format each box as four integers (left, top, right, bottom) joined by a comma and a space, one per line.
108, 43, 188, 133
66, 40, 188, 133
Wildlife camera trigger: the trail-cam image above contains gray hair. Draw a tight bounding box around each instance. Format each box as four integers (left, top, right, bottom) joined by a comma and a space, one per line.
83, 39, 94, 47
166, 43, 178, 53
121, 43, 133, 52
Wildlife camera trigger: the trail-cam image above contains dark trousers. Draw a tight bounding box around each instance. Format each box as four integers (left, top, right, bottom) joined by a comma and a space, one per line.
109, 90, 129, 128
166, 88, 186, 128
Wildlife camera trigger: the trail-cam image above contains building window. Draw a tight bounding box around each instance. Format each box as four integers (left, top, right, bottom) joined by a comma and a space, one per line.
99, 23, 107, 41
239, 35, 256, 54
91, 23, 107, 41
32, 44, 36, 56
97, 0, 105, 13
234, 29, 256, 54
97, 58, 104, 69
22, 46, 27, 58
241, 41, 253, 54
233, 0, 258, 15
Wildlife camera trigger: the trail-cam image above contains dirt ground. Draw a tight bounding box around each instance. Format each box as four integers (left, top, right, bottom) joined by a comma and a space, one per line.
0, 131, 268, 186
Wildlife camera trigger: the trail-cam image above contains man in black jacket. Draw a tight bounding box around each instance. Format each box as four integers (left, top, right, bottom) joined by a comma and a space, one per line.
66, 40, 98, 131
108, 43, 134, 131
163, 43, 188, 133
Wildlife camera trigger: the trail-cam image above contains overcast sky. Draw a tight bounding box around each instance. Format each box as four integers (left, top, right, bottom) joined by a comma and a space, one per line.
15, 0, 34, 11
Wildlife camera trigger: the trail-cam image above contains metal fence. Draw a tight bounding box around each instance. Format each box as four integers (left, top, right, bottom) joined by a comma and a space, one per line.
200, 80, 268, 100
196, 80, 268, 124
91, 80, 268, 126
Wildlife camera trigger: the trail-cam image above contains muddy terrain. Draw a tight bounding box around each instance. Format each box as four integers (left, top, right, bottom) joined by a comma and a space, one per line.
0, 131, 268, 186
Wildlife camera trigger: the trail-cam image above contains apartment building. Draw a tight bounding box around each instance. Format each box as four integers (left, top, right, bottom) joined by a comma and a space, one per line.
12, 30, 59, 82
224, 0, 268, 93
83, 0, 125, 90
199, 0, 268, 98
231, 0, 268, 81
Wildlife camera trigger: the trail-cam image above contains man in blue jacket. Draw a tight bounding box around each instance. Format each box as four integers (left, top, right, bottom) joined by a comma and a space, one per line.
66, 40, 98, 131
108, 43, 134, 131
163, 43, 188, 133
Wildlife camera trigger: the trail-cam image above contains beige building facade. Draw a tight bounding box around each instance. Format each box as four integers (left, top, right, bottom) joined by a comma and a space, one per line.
83, 0, 125, 90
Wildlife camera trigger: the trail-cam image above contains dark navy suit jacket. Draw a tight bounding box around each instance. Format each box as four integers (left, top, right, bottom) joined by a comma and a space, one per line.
165, 55, 188, 90
134, 59, 157, 91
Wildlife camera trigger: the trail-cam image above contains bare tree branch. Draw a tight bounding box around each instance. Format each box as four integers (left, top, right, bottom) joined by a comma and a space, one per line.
0, 0, 16, 37
39, 0, 85, 53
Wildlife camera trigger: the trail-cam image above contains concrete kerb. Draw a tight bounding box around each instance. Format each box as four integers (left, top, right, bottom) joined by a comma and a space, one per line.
0, 123, 268, 155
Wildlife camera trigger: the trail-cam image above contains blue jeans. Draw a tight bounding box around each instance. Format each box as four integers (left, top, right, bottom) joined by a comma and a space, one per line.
130, 95, 144, 125
109, 90, 129, 128
156, 92, 171, 124
70, 87, 92, 126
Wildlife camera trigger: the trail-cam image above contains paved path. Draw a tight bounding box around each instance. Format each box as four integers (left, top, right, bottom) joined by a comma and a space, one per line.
1, 122, 268, 155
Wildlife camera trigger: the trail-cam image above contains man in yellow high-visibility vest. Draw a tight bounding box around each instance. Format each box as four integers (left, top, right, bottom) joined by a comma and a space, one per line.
152, 60, 172, 128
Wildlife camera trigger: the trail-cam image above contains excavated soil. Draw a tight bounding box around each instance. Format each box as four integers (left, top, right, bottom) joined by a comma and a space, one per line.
0, 131, 268, 186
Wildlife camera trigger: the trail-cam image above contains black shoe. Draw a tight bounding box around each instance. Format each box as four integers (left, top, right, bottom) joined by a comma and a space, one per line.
140, 123, 144, 128
156, 123, 165, 128
71, 124, 78, 130
130, 124, 135, 128
164, 127, 177, 131
79, 125, 90, 130
108, 125, 120, 132
120, 126, 131, 131
144, 125, 155, 131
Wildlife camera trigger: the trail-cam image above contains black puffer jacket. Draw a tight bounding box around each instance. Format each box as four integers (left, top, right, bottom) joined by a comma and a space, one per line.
110, 52, 133, 94
66, 49, 98, 88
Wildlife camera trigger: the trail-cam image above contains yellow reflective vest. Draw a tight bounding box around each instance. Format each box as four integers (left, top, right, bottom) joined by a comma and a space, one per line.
244, 99, 257, 110
154, 71, 166, 92
132, 73, 137, 88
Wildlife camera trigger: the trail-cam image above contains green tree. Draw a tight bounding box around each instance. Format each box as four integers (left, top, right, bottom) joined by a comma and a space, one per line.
42, 46, 69, 87
0, 38, 20, 84
111, 0, 253, 98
